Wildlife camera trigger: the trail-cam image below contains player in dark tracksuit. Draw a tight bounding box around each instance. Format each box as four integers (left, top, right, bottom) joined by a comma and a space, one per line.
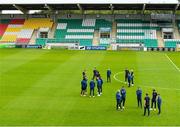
116, 90, 122, 110
97, 78, 101, 96
107, 69, 111, 83
93, 67, 98, 80
82, 70, 86, 79
151, 89, 157, 111
125, 69, 129, 83
127, 73, 132, 87
136, 87, 142, 108
81, 79, 87, 96
157, 94, 162, 115
130, 70, 134, 86
89, 79, 95, 97
144, 93, 150, 116
120, 86, 126, 109
99, 77, 103, 94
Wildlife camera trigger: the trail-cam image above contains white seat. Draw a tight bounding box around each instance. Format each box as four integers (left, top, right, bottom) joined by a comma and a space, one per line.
17, 29, 34, 38
57, 23, 67, 29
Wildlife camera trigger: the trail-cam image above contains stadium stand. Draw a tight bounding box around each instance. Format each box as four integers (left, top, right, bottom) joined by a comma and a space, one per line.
10, 19, 25, 24
55, 19, 94, 46
16, 29, 34, 43
116, 19, 159, 47
0, 23, 23, 42
0, 18, 53, 44
0, 17, 179, 49
0, 24, 8, 40
23, 18, 53, 29
49, 18, 112, 46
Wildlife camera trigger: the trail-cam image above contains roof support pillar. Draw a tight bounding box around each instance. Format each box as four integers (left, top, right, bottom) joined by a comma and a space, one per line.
77, 4, 84, 14
77, 4, 82, 11
110, 4, 114, 14
174, 4, 179, 14
142, 4, 146, 14
45, 4, 53, 12
13, 4, 28, 14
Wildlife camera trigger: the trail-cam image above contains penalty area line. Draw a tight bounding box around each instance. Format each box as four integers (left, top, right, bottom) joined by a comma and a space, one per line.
165, 54, 180, 73
113, 71, 180, 91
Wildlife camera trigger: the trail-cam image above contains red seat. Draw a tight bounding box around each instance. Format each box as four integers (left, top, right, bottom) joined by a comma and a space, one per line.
16, 38, 30, 43
0, 24, 8, 36
10, 19, 25, 24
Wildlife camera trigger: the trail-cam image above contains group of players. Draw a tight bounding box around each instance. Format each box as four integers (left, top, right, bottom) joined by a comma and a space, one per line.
125, 68, 134, 87
81, 67, 111, 97
116, 87, 162, 116
80, 67, 162, 116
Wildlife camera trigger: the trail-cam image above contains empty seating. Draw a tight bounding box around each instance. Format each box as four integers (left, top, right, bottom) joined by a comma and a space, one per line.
67, 29, 94, 33
0, 18, 53, 43
57, 23, 67, 29
116, 19, 158, 47
100, 39, 111, 45
10, 19, 25, 24
1, 35, 17, 42
0, 24, 8, 37
95, 19, 112, 29
16, 38, 30, 43
0, 19, 11, 24
17, 18, 52, 43
0, 23, 22, 42
17, 29, 34, 38
82, 19, 96, 27
65, 35, 93, 39
16, 29, 34, 43
52, 19, 95, 46
164, 39, 180, 48
23, 18, 53, 29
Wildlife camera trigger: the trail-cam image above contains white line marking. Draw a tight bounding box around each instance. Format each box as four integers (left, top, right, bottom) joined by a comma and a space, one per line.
165, 54, 180, 72
113, 71, 125, 84
113, 71, 180, 91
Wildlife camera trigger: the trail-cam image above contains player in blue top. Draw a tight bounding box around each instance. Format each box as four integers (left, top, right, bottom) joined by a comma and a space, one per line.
107, 69, 111, 83
81, 79, 87, 96
136, 87, 142, 108
144, 93, 150, 116
116, 90, 122, 110
157, 94, 162, 115
151, 89, 157, 111
120, 86, 126, 109
89, 79, 95, 97
97, 77, 102, 96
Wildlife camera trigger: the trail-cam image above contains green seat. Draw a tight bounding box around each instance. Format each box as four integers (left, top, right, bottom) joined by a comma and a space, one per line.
164, 41, 179, 48
36, 38, 47, 46
0, 19, 11, 24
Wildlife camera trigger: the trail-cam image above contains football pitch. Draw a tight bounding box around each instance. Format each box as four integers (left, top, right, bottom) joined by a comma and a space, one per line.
0, 49, 180, 126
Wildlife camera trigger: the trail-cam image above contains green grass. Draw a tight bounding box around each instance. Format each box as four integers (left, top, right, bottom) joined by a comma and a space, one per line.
0, 49, 180, 126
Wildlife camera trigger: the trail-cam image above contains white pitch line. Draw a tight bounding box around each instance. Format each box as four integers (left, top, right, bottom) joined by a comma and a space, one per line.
113, 71, 180, 91
165, 54, 180, 73
113, 71, 125, 84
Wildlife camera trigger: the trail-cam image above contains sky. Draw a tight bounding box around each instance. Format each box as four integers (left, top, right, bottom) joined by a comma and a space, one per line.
0, 0, 178, 4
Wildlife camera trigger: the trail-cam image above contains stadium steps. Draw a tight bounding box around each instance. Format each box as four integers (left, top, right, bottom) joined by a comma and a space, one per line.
92, 30, 99, 46
174, 23, 180, 39
29, 30, 37, 44
49, 23, 57, 38
157, 30, 164, 47
111, 21, 117, 39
